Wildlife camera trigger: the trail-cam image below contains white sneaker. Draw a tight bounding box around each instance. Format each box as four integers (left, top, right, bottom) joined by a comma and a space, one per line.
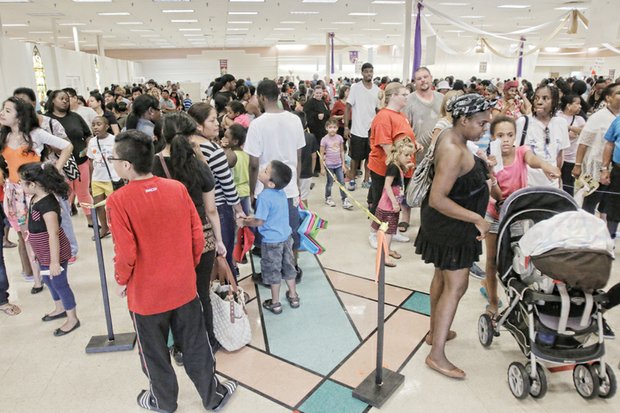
369, 232, 378, 249
347, 180, 356, 191
343, 199, 353, 210
393, 233, 410, 243
325, 197, 336, 207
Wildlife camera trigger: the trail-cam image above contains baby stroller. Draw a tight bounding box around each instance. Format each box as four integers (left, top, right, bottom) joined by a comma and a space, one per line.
477, 187, 616, 400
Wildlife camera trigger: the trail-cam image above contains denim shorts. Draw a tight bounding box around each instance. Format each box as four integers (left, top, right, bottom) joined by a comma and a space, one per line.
261, 237, 296, 285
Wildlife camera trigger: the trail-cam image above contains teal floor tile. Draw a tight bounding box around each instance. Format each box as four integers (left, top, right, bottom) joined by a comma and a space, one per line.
402, 291, 430, 315
257, 253, 361, 375
300, 380, 368, 413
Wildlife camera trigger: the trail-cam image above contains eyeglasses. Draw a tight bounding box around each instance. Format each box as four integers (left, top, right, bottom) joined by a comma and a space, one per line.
107, 156, 129, 162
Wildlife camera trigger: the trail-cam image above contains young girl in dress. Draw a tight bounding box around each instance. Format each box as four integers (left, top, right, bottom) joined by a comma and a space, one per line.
19, 162, 80, 336
370, 138, 415, 267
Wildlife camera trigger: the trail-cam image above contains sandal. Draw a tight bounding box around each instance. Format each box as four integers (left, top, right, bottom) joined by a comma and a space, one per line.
385, 261, 397, 268
3, 241, 16, 248
91, 230, 111, 241
286, 292, 300, 309
262, 299, 282, 314
0, 303, 21, 316
389, 250, 402, 260
398, 222, 409, 232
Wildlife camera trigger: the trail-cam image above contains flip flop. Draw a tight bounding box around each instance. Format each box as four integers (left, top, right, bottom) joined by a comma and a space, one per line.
389, 250, 402, 260
480, 287, 503, 308
398, 222, 409, 232
0, 303, 21, 316
425, 355, 466, 379
385, 261, 397, 268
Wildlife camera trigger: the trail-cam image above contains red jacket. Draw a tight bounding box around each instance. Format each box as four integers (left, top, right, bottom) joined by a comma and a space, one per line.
106, 176, 204, 315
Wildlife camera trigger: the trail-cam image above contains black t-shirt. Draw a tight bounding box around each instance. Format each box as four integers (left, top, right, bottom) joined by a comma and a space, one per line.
300, 132, 319, 179
48, 111, 91, 164
152, 155, 215, 224
304, 98, 330, 138
103, 110, 119, 133
385, 163, 403, 188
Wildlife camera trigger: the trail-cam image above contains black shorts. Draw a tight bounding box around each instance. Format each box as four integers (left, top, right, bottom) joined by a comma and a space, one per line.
602, 164, 620, 222
349, 135, 370, 162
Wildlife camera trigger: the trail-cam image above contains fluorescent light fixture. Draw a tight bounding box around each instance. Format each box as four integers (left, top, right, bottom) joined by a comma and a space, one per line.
274, 28, 294, 31
588, 47, 599, 52
184, 34, 205, 37
228, 21, 252, 24
59, 23, 86, 26
280, 21, 304, 24
439, 2, 469, 5
228, 11, 258, 15
116, 22, 143, 25
349, 12, 377, 16
332, 21, 354, 24
555, 6, 587, 11
544, 46, 560, 52
498, 4, 530, 8
227, 28, 249, 31
2, 23, 29, 27
179, 28, 202, 31
171, 19, 198, 22
275, 44, 307, 50
372, 1, 405, 4
130, 29, 154, 32
73, 0, 111, 2
162, 9, 194, 13
302, 0, 337, 3
445, 29, 465, 33
229, 0, 264, 2
290, 11, 319, 14
97, 12, 130, 16
0, 1, 31, 3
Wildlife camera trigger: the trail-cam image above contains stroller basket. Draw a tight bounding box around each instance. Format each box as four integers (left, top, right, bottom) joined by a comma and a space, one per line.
531, 248, 612, 292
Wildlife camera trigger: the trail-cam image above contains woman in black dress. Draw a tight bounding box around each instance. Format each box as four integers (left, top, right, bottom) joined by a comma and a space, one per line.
304, 84, 331, 172
415, 94, 494, 379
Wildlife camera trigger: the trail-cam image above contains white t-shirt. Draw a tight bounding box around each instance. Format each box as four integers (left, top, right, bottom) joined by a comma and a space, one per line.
244, 111, 306, 198
347, 81, 379, 138
74, 106, 98, 132
577, 107, 616, 183
557, 111, 586, 163
516, 115, 570, 188
87, 134, 119, 182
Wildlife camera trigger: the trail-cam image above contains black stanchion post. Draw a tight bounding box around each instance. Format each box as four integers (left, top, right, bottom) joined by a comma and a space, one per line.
85, 207, 136, 353
353, 243, 404, 407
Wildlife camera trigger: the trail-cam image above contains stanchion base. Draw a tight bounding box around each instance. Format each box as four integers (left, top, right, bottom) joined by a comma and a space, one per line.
85, 332, 137, 354
352, 368, 404, 408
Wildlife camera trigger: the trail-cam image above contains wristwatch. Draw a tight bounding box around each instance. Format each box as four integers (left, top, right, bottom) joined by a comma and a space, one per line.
601, 165, 611, 172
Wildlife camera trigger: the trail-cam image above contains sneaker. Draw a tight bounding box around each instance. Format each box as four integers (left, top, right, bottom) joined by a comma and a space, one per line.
137, 389, 169, 413
469, 262, 486, 280
170, 346, 184, 366
70, 203, 78, 216
22, 273, 34, 282
343, 198, 354, 210
603, 318, 615, 339
361, 181, 371, 189
68, 256, 77, 265
212, 380, 238, 412
369, 232, 378, 249
356, 169, 363, 177
295, 265, 303, 284
392, 233, 410, 243
347, 180, 356, 191
325, 197, 336, 207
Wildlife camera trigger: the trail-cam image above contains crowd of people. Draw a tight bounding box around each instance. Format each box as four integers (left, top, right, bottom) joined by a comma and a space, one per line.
1, 64, 620, 410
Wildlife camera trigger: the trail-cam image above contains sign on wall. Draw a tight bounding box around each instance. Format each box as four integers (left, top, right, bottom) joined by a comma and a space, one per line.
219, 59, 228, 75
479, 61, 487, 74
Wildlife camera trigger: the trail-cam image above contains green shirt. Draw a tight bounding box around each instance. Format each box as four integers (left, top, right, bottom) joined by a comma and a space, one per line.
232, 150, 250, 197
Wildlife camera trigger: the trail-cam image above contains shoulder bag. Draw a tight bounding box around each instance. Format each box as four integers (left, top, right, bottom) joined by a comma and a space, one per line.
209, 256, 251, 351
405, 132, 442, 208
157, 152, 215, 253
49, 118, 80, 181
97, 138, 125, 191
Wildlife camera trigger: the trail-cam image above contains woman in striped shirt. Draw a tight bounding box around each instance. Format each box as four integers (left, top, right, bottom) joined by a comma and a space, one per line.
188, 103, 246, 276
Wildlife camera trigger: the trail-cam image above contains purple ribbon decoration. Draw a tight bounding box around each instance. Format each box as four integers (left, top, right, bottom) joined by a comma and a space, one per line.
329, 32, 335, 74
517, 36, 525, 78
413, 1, 423, 78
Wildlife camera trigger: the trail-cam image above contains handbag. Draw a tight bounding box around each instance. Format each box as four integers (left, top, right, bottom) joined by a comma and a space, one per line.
157, 153, 215, 252
48, 118, 80, 181
209, 256, 251, 351
406, 142, 436, 208
96, 138, 125, 190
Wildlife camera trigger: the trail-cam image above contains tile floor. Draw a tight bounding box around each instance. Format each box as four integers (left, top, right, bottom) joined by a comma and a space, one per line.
0, 174, 619, 413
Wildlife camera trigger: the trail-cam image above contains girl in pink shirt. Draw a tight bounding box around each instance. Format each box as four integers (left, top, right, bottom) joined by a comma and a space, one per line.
483, 116, 560, 317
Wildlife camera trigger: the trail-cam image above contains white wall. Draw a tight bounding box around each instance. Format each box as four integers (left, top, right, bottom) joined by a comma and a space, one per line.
0, 37, 139, 102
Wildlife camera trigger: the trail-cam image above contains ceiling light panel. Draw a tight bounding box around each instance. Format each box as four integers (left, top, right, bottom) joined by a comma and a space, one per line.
2, 23, 29, 27
161, 9, 194, 13
116, 22, 143, 25
498, 4, 531, 8
349, 12, 377, 16
228, 12, 258, 15
170, 19, 198, 22
98, 12, 130, 16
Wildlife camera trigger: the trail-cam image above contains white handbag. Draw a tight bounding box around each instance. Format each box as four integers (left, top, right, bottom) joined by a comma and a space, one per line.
209, 257, 251, 352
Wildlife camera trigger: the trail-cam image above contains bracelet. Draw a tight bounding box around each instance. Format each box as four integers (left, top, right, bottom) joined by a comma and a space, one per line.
575, 163, 582, 166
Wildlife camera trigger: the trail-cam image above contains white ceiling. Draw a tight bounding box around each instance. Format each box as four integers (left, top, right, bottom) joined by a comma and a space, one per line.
0, 0, 607, 51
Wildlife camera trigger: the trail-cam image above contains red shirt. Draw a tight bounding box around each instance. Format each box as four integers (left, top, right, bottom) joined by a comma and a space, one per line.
368, 108, 416, 177
330, 100, 349, 128
106, 176, 204, 315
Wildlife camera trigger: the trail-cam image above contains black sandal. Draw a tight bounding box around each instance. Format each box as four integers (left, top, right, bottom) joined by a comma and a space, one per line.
398, 222, 409, 232
262, 299, 282, 314
286, 292, 300, 308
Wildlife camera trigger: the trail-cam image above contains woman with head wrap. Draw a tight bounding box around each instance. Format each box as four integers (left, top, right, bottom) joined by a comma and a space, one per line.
492, 80, 531, 119
414, 94, 494, 380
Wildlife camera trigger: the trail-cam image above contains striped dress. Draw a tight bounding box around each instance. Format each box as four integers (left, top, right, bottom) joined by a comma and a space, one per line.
27, 194, 71, 266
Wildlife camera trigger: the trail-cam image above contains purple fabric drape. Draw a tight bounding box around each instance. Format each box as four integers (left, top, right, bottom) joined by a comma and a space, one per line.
329, 32, 335, 74
412, 1, 423, 78
517, 36, 525, 78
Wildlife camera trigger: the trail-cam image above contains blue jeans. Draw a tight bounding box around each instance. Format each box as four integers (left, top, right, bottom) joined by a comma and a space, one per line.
239, 196, 251, 215
325, 165, 346, 201
58, 197, 78, 257
0, 214, 8, 306
217, 204, 238, 277
40, 263, 76, 311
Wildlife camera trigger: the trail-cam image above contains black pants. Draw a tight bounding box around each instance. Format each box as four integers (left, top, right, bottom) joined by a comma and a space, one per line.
131, 298, 227, 413
196, 250, 217, 345
368, 171, 386, 216
604, 283, 620, 310
561, 161, 575, 195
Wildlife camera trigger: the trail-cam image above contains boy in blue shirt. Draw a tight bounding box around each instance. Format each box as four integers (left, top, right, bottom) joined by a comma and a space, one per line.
238, 160, 298, 314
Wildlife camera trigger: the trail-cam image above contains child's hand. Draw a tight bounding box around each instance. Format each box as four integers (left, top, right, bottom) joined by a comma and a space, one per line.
216, 241, 227, 257
405, 162, 416, 171
236, 217, 246, 228
543, 164, 561, 180
49, 262, 62, 277
392, 200, 401, 213
320, 169, 326, 176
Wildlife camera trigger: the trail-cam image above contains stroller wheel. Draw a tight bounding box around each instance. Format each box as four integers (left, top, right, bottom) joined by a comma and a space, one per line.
573, 364, 600, 399
478, 314, 494, 347
525, 362, 548, 399
508, 362, 530, 400
592, 362, 617, 399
